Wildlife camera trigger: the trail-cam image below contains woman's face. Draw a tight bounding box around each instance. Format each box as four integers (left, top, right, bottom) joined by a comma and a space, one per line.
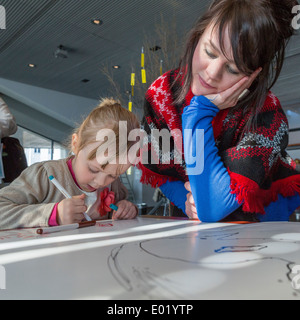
191, 23, 246, 96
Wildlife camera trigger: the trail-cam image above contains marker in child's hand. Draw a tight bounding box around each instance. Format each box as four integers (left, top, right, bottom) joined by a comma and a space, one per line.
110, 204, 118, 211
49, 175, 92, 222
49, 175, 71, 198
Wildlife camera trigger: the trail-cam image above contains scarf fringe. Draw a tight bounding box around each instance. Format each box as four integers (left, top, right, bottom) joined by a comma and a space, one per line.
137, 162, 178, 188
229, 170, 300, 214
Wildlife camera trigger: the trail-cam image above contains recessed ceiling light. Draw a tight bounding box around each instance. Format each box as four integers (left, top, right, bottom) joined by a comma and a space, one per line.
91, 19, 103, 26
112, 65, 121, 69
28, 63, 36, 68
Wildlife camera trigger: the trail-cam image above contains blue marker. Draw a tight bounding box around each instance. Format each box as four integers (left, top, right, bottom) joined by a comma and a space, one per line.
110, 204, 118, 211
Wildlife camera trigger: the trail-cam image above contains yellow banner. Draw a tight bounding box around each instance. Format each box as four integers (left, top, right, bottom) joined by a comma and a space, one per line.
141, 69, 146, 84
128, 101, 133, 112
131, 73, 135, 86
141, 53, 145, 68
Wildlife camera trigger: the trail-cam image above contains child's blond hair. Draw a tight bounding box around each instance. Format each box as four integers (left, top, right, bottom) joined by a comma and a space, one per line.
72, 98, 140, 169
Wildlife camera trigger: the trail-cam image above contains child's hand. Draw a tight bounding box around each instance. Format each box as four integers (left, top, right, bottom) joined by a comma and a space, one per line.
112, 200, 138, 220
184, 182, 201, 221
57, 194, 87, 225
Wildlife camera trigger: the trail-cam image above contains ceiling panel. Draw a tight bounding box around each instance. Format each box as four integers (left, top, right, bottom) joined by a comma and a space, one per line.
0, 0, 298, 124
0, 0, 209, 99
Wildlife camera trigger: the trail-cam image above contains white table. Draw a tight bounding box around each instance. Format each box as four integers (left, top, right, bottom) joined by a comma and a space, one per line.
0, 217, 299, 300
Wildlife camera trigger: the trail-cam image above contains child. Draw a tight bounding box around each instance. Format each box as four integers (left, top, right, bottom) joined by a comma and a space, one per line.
0, 98, 140, 230
139, 0, 300, 222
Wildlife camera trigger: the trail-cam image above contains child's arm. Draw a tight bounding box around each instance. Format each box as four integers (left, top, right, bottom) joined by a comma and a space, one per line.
0, 164, 63, 230
0, 164, 57, 230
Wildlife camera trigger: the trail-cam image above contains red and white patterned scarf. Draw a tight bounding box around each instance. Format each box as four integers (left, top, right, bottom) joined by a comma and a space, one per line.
138, 69, 300, 215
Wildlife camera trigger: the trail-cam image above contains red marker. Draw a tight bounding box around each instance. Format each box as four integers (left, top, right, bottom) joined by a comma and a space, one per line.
36, 221, 96, 235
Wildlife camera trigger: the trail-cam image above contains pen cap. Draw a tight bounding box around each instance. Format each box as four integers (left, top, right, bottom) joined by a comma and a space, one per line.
110, 204, 118, 211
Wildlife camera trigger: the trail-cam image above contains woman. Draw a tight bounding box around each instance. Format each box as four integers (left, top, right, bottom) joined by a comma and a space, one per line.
138, 0, 300, 222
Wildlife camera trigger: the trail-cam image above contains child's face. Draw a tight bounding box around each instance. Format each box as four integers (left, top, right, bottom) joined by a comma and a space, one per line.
72, 137, 131, 192
191, 23, 246, 96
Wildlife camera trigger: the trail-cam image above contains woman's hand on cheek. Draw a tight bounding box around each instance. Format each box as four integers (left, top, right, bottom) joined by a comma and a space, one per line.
205, 67, 262, 110
112, 200, 138, 220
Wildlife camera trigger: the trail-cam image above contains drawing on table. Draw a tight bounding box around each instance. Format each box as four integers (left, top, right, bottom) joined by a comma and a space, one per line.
0, 219, 299, 299
108, 223, 300, 299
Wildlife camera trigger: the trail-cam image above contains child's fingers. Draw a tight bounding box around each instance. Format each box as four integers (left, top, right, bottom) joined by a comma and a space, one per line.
72, 194, 86, 203
70, 201, 87, 214
113, 207, 130, 220
112, 201, 138, 220
73, 213, 85, 223
121, 207, 138, 220
71, 194, 87, 212
74, 205, 88, 214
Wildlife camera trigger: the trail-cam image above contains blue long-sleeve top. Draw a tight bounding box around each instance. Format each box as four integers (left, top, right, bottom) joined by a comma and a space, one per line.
160, 96, 300, 222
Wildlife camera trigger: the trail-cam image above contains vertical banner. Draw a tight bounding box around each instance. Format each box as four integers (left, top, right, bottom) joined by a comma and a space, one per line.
141, 47, 147, 84
128, 95, 133, 112
131, 72, 135, 96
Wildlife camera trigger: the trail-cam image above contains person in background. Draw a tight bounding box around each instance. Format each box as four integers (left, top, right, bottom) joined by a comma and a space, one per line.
0, 96, 17, 138
295, 159, 300, 172
138, 0, 300, 222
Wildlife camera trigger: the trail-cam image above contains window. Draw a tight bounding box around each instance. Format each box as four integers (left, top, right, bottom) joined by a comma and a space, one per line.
12, 126, 68, 166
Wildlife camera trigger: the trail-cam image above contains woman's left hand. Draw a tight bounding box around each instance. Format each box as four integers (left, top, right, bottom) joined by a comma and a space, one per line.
184, 182, 201, 221
112, 200, 138, 220
205, 67, 262, 110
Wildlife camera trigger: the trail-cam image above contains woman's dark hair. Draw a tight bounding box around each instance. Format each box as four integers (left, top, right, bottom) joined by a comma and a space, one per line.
174, 0, 299, 132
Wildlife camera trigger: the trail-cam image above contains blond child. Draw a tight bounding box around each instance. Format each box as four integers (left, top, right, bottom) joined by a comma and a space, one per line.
0, 98, 140, 230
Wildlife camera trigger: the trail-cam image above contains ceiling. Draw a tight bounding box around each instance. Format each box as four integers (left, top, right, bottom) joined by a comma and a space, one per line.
0, 0, 299, 143
0, 0, 209, 100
